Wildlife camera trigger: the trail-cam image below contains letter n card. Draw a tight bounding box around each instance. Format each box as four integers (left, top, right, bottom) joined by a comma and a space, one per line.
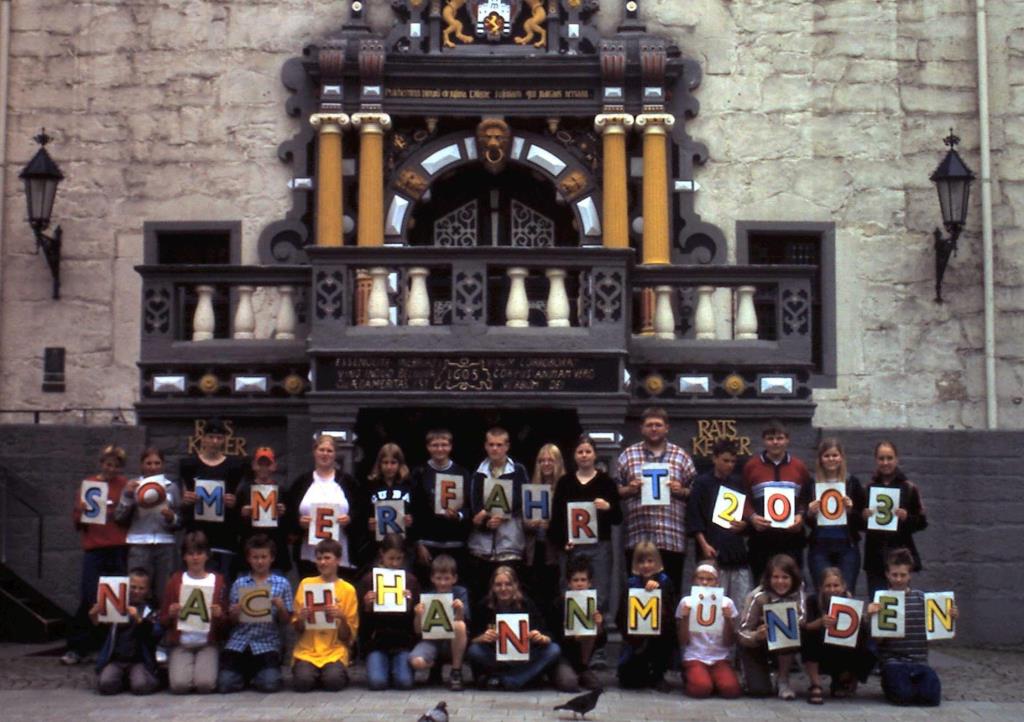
764, 601, 801, 650
563, 590, 598, 637
420, 593, 455, 640
496, 612, 530, 661
688, 586, 725, 634
96, 576, 130, 623
824, 596, 863, 648
924, 592, 956, 641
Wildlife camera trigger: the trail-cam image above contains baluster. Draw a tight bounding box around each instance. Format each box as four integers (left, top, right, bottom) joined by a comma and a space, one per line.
505, 267, 529, 327
545, 268, 570, 327
406, 267, 431, 327
192, 285, 215, 341
653, 285, 675, 339
734, 285, 758, 340
367, 267, 391, 326
695, 285, 716, 340
274, 286, 297, 340
232, 285, 256, 339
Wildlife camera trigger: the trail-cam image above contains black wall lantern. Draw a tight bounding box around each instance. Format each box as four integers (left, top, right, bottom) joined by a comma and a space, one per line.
18, 129, 64, 299
930, 130, 975, 303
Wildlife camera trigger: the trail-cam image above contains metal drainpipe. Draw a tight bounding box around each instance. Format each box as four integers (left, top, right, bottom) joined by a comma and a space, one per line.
976, 0, 997, 428
0, 0, 10, 413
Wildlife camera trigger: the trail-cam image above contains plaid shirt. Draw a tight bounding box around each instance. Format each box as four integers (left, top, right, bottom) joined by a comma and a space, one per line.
225, 572, 294, 655
617, 441, 696, 552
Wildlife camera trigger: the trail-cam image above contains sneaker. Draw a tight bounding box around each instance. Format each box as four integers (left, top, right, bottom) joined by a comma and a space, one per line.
155, 647, 169, 665
60, 650, 81, 666
448, 668, 464, 692
778, 682, 797, 701
578, 670, 601, 690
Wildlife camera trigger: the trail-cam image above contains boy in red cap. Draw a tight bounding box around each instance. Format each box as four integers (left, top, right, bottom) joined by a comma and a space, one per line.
239, 447, 291, 574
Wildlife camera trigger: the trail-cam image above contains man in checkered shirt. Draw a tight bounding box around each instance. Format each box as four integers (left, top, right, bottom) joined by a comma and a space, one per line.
617, 407, 696, 593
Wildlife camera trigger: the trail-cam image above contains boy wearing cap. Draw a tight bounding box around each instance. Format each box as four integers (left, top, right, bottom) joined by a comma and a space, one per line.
239, 447, 291, 574
179, 417, 247, 581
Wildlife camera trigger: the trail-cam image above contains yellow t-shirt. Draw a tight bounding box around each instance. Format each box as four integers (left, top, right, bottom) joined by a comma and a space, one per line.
292, 576, 359, 667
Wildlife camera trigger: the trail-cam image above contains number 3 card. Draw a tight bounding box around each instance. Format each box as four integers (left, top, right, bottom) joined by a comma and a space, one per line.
867, 487, 900, 531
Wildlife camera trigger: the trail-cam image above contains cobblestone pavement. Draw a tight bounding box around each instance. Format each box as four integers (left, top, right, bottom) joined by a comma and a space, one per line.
1, 643, 1021, 720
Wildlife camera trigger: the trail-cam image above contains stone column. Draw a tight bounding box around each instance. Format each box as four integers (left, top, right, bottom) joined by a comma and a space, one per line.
635, 113, 676, 265
310, 113, 350, 247
593, 113, 634, 249
351, 112, 392, 247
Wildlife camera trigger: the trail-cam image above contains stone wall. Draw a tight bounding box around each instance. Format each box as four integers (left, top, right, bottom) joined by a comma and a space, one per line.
0, 0, 1021, 429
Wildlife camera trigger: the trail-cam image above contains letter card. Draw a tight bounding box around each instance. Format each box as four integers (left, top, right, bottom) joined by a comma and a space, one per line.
420, 593, 455, 640
80, 480, 108, 525
496, 612, 530, 661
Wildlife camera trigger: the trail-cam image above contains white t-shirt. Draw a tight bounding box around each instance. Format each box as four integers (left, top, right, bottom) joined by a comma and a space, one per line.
179, 572, 215, 648
298, 471, 351, 566
675, 593, 738, 663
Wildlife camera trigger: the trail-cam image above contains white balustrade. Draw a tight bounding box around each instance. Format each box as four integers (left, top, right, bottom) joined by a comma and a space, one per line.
653, 285, 675, 339
367, 267, 391, 327
545, 268, 570, 327
192, 285, 216, 341
695, 285, 716, 340
506, 267, 529, 327
274, 286, 297, 340
734, 285, 758, 340
406, 267, 431, 327
232, 285, 256, 339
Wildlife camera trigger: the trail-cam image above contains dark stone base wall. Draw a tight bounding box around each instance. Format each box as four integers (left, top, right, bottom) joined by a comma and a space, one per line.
2, 422, 1021, 647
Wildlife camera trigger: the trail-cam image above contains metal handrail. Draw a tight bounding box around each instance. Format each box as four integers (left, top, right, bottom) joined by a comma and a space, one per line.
0, 466, 45, 577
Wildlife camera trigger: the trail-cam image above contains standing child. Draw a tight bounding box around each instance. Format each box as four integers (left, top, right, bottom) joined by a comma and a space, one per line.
863, 441, 928, 595
160, 531, 227, 694
867, 548, 956, 706
363, 443, 414, 564
217, 534, 293, 693
467, 427, 529, 602
685, 439, 750, 607
237, 447, 291, 575
410, 554, 470, 691
552, 556, 605, 691
616, 541, 676, 691
802, 439, 865, 594
410, 429, 471, 584
63, 444, 130, 666
741, 420, 811, 581
116, 447, 181, 604
549, 435, 622, 618
801, 566, 875, 704
675, 562, 741, 699
522, 443, 564, 630
736, 553, 805, 700
358, 533, 421, 690
291, 538, 360, 692
91, 568, 161, 695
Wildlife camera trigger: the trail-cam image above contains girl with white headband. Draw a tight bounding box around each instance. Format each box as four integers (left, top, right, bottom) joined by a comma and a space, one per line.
675, 562, 742, 698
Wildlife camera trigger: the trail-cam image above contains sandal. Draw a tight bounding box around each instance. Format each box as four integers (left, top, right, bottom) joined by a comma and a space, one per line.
807, 684, 824, 705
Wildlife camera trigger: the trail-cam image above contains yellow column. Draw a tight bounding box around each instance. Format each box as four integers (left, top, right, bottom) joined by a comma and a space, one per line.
636, 113, 676, 265
594, 113, 634, 249
310, 113, 350, 247
351, 112, 393, 247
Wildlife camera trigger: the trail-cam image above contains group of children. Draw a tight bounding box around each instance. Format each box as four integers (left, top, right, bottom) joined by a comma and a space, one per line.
66, 420, 955, 707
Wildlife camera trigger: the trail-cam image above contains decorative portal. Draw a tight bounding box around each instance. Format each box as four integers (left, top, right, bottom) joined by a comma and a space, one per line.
509, 200, 554, 247
435, 199, 478, 246
476, 118, 512, 174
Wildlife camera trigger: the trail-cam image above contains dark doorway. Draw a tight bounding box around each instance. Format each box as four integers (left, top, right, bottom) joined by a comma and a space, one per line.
353, 407, 582, 482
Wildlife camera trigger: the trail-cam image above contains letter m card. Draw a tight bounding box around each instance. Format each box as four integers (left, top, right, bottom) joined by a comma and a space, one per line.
194, 479, 225, 522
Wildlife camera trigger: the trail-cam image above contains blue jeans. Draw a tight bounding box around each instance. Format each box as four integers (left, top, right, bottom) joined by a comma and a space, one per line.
466, 641, 562, 690
217, 650, 282, 693
807, 538, 860, 594
881, 661, 941, 706
365, 650, 413, 690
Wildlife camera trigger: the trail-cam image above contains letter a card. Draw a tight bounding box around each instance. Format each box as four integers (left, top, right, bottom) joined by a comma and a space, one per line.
420, 593, 455, 640
178, 576, 215, 633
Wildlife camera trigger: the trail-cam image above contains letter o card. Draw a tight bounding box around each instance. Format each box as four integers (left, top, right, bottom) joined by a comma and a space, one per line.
824, 596, 863, 648
420, 593, 455, 640
239, 584, 273, 624
765, 487, 795, 528
712, 486, 745, 529
496, 613, 530, 661
688, 586, 725, 635
374, 500, 405, 541
522, 484, 551, 522
308, 504, 341, 545
924, 592, 956, 641
871, 590, 905, 638
373, 568, 407, 612
80, 480, 109, 525
868, 487, 900, 531
815, 482, 847, 526
96, 576, 130, 623
251, 485, 279, 528
640, 463, 670, 506
434, 474, 464, 515
567, 502, 598, 545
